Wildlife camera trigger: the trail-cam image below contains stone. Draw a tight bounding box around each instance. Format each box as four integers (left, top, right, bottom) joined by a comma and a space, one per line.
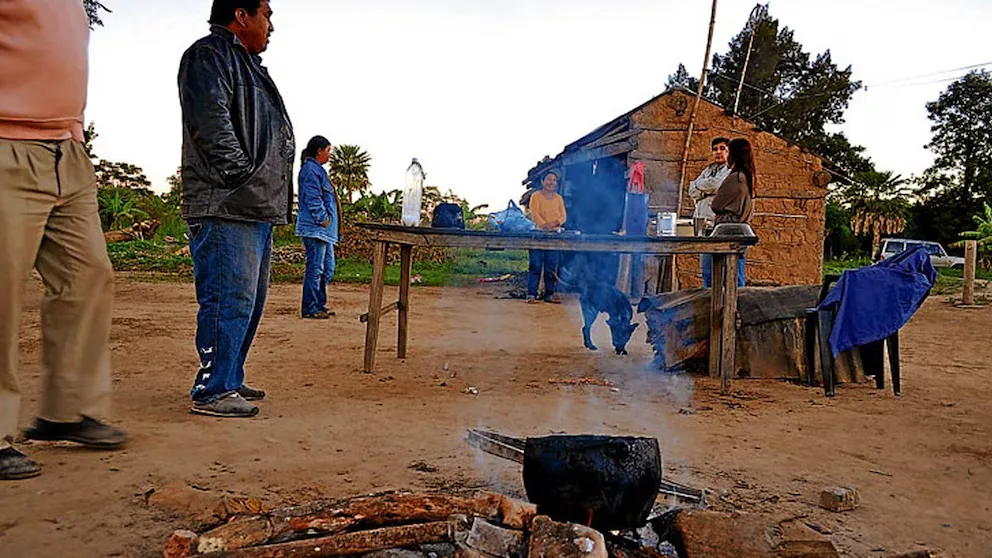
498, 496, 538, 530
528, 515, 607, 558
420, 543, 458, 558
465, 518, 525, 558
147, 482, 227, 529
670, 510, 775, 558
819, 487, 861, 512
163, 529, 198, 558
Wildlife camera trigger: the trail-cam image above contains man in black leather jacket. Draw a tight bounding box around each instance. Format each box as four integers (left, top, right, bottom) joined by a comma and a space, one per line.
178, 0, 294, 417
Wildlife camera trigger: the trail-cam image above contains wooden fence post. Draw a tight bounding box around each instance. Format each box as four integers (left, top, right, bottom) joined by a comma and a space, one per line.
963, 240, 977, 305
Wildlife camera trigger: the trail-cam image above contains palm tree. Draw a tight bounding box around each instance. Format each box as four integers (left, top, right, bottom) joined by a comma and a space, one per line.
328, 145, 372, 204
840, 171, 914, 257
954, 202, 992, 270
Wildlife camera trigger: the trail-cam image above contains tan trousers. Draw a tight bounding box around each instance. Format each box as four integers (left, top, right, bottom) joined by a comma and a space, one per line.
0, 139, 114, 450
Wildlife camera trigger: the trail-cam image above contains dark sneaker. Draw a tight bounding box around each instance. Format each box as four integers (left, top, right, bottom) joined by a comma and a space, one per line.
237, 385, 266, 401
191, 392, 258, 418
0, 447, 41, 480
23, 416, 127, 449
302, 311, 330, 320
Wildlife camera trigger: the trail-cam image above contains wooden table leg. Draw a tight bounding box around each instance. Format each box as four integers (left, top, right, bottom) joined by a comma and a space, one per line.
708, 253, 726, 378
720, 253, 740, 395
363, 241, 388, 373
398, 244, 413, 359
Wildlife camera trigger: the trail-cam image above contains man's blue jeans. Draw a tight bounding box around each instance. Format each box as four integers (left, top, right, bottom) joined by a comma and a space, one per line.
187, 218, 272, 403
302, 237, 336, 316
701, 253, 747, 288
528, 250, 560, 299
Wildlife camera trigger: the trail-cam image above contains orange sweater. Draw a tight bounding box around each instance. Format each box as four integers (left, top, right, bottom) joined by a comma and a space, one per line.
530, 191, 567, 230
0, 0, 89, 141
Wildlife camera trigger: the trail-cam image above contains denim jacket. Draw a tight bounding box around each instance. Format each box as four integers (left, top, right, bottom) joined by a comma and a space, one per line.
295, 158, 339, 243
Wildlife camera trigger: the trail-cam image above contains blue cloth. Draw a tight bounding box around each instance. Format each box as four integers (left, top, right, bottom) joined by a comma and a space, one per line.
701, 253, 746, 288
818, 246, 937, 357
624, 193, 649, 237
528, 250, 560, 299
302, 238, 336, 315
295, 158, 339, 244
187, 218, 273, 403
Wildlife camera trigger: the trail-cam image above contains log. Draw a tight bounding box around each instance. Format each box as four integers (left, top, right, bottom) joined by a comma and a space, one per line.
271, 492, 502, 538
964, 239, 977, 305
198, 518, 275, 554
205, 520, 459, 558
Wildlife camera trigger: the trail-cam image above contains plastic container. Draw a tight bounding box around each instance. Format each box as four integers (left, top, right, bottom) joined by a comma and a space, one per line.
656, 212, 677, 236
401, 158, 425, 227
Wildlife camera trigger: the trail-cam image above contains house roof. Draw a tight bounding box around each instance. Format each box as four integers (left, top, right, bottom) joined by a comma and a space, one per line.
523, 87, 831, 186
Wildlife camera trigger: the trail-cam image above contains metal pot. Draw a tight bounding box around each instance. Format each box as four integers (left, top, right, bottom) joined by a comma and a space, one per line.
522, 435, 662, 531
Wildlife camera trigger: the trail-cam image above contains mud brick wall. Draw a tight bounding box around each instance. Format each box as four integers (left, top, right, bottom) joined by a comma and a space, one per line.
630, 90, 826, 288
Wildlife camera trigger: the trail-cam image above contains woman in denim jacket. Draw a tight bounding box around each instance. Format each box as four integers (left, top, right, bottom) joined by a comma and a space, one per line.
296, 136, 341, 319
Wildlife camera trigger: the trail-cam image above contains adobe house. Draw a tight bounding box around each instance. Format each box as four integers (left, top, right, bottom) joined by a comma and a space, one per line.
523, 87, 832, 291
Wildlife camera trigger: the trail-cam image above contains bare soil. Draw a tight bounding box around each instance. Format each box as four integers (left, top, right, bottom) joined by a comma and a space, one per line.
0, 277, 990, 557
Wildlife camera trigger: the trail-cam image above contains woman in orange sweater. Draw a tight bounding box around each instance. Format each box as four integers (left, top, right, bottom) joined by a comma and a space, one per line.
527, 171, 567, 303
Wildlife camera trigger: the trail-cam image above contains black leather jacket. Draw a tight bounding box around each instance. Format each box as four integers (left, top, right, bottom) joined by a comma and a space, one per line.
178, 26, 295, 224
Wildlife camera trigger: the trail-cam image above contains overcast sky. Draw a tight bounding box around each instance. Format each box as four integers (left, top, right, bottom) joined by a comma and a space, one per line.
86, 0, 991, 209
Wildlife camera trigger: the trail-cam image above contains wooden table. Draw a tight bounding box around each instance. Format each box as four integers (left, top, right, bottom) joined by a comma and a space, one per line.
356, 223, 758, 394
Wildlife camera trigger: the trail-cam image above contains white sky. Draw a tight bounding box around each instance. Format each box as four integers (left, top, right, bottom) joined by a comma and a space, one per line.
86, 0, 991, 210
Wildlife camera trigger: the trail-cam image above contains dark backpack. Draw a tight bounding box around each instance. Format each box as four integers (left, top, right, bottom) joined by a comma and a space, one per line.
431, 203, 465, 229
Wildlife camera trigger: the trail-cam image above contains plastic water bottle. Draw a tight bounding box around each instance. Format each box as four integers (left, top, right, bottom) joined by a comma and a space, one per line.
401, 158, 425, 227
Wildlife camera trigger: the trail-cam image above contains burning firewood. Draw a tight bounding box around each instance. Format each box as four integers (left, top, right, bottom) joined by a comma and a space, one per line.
201, 518, 464, 558
272, 492, 503, 537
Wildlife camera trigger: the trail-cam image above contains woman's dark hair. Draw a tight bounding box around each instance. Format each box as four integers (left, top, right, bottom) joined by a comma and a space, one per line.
727, 138, 757, 196
542, 170, 560, 182
301, 135, 331, 164
209, 0, 263, 26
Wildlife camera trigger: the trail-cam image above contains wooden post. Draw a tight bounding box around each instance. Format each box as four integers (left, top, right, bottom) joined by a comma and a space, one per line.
708, 253, 726, 378
720, 253, 739, 395
398, 244, 413, 359
963, 239, 977, 305
363, 241, 388, 373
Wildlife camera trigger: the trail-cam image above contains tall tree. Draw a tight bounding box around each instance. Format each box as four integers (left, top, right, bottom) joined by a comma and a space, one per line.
328, 145, 372, 203
83, 0, 110, 29
164, 167, 183, 207
667, 4, 863, 174
95, 161, 153, 193
910, 71, 992, 247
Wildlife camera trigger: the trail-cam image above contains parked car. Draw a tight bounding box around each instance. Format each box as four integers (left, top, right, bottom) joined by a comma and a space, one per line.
877, 238, 965, 269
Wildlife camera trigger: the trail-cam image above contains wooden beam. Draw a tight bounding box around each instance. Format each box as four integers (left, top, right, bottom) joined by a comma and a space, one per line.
563, 139, 638, 166
363, 241, 388, 373
355, 224, 756, 255
582, 128, 639, 151
964, 239, 977, 305
360, 301, 399, 324
720, 253, 740, 395
398, 245, 413, 358
708, 256, 725, 378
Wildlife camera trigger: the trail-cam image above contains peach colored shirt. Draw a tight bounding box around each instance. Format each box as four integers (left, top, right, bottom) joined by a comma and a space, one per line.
0, 0, 89, 141
530, 191, 567, 230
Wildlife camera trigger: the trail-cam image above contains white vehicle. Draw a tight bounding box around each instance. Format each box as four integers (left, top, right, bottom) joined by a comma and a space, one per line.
878, 238, 965, 269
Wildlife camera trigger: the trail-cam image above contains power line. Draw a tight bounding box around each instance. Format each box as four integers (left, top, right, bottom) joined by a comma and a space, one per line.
863, 61, 992, 89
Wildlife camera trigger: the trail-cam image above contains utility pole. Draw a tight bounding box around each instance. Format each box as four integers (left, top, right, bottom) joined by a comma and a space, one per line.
732, 5, 766, 122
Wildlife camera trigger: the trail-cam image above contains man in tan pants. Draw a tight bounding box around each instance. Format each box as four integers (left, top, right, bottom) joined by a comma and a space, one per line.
0, 0, 127, 480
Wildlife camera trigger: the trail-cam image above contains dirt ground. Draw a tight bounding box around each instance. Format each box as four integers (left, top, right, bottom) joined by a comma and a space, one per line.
0, 276, 990, 557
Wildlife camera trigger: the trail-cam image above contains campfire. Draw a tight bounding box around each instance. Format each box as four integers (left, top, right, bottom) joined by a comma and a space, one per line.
161, 431, 845, 558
